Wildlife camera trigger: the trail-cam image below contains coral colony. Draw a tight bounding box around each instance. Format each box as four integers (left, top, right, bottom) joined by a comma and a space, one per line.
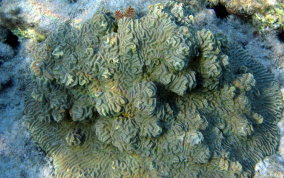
24, 2, 283, 177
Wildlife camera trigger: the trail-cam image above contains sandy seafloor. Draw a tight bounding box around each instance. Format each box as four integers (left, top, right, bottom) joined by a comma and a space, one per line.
0, 0, 283, 177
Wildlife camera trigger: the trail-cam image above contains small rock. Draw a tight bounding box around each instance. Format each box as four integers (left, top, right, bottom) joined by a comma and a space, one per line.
0, 42, 14, 60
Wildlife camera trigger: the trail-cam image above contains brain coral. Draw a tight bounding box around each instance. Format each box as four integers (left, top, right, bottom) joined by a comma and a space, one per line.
24, 2, 283, 177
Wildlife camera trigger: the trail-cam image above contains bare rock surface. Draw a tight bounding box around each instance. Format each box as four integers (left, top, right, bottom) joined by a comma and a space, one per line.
0, 42, 53, 177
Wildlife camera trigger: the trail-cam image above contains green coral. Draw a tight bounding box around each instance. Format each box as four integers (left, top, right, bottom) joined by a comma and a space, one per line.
24, 1, 283, 177
253, 3, 284, 31
207, 0, 273, 16
12, 28, 46, 42
207, 0, 284, 32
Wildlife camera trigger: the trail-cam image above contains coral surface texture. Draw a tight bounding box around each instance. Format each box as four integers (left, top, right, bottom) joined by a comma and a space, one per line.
24, 2, 283, 177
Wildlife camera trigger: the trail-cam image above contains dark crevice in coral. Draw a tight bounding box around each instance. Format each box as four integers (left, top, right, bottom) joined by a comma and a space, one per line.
277, 30, 284, 43
112, 23, 118, 33
69, 0, 77, 3
210, 4, 230, 19
156, 84, 176, 103
155, 83, 178, 111
194, 74, 204, 89
188, 56, 204, 90
4, 30, 20, 49
0, 79, 13, 91
66, 109, 74, 121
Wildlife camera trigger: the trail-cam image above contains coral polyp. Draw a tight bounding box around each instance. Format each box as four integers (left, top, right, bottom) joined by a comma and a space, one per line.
24, 2, 283, 177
